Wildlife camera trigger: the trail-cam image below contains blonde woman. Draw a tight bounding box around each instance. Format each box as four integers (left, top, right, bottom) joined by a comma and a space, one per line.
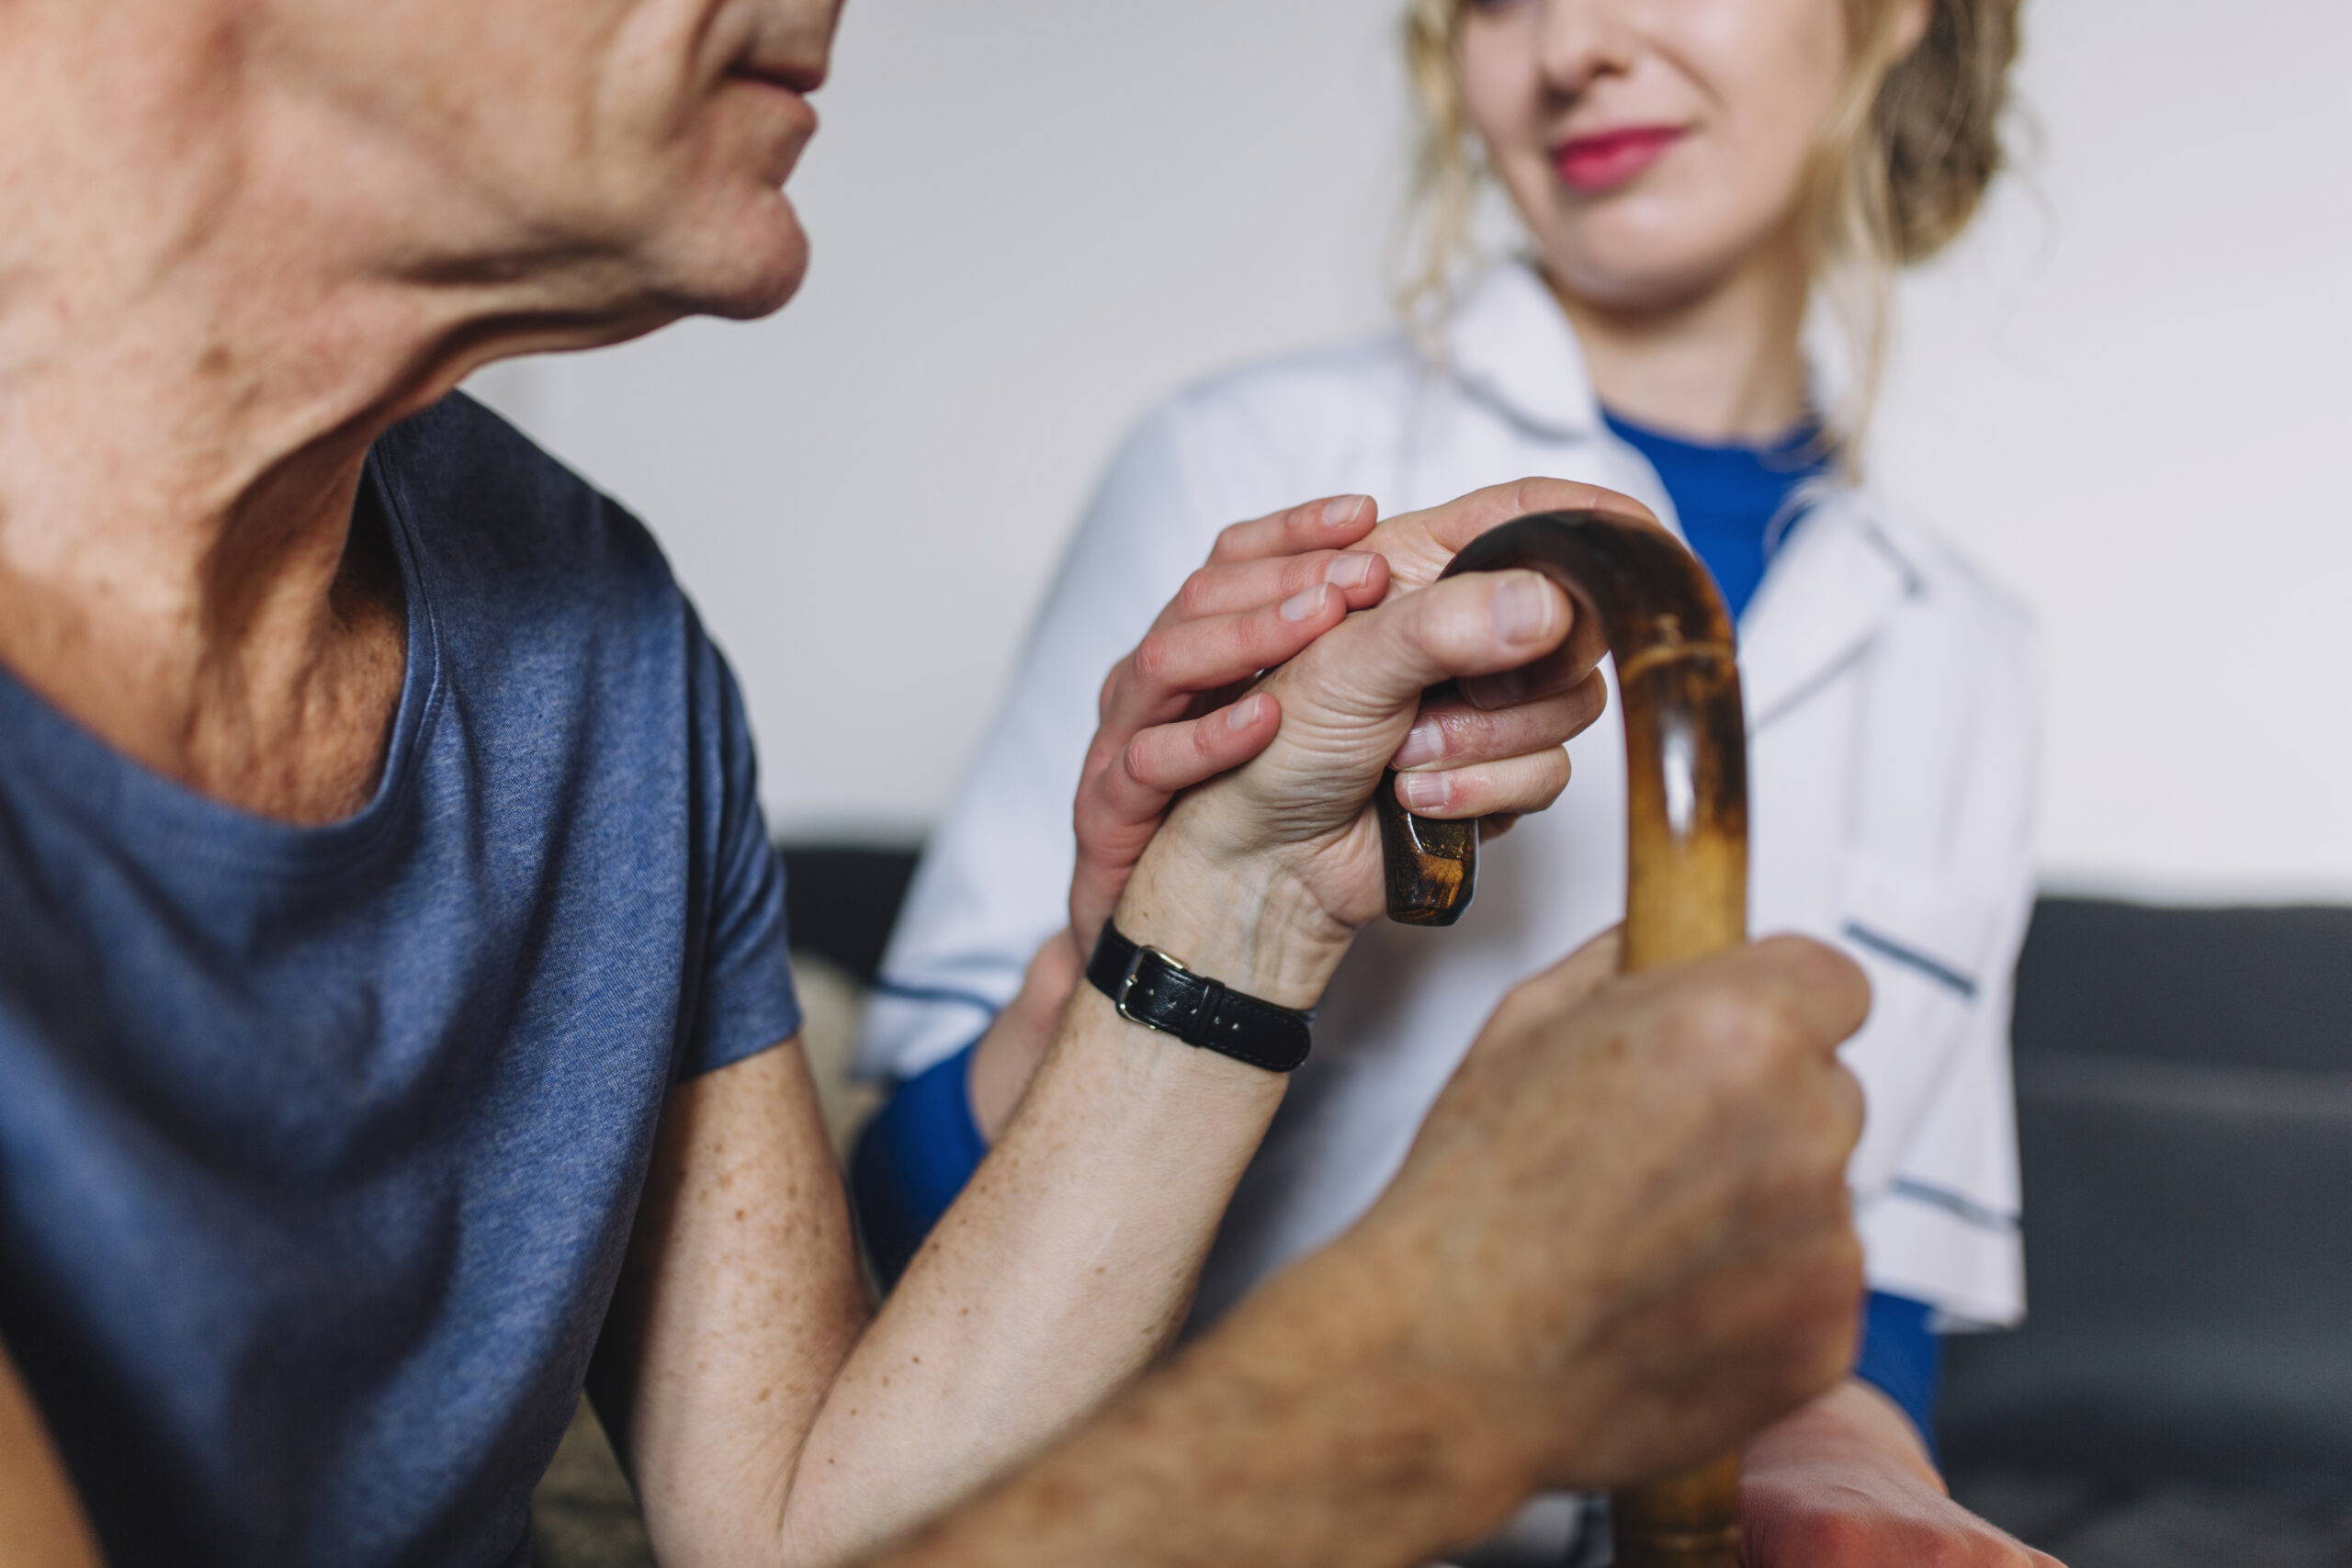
855, 0, 2046, 1558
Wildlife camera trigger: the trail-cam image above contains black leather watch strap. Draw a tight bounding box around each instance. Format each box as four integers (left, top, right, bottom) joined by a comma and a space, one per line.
1084, 922, 1312, 1073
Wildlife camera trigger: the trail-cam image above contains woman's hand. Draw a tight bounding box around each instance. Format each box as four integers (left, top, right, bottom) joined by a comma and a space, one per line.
1114, 479, 1632, 1006
1076, 477, 1637, 956
978, 477, 1643, 1134
1069, 494, 1392, 955
971, 494, 1391, 1136
1741, 1382, 2065, 1568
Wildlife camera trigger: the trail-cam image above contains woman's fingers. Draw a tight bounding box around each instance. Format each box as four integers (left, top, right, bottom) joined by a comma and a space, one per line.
1102, 494, 1389, 743
1389, 744, 1573, 820
1153, 547, 1389, 627
1065, 492, 1393, 942
1102, 582, 1355, 732
1206, 494, 1377, 565
1390, 672, 1607, 773
1098, 694, 1283, 818
1069, 694, 1284, 941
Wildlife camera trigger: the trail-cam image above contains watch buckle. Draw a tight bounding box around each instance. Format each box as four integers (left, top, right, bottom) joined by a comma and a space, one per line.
1115, 942, 1187, 1032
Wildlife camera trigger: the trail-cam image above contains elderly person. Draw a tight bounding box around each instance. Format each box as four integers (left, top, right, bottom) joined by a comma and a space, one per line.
0, 2, 1872, 1566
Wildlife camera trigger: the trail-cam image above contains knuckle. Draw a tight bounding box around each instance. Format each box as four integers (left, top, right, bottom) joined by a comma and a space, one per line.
1174, 571, 1217, 618
1288, 545, 1345, 582
1129, 632, 1173, 685
1186, 709, 1227, 757
1775, 934, 1871, 1022
1566, 669, 1610, 725
1504, 754, 1570, 816
1828, 1228, 1866, 1297
1810, 942, 1872, 1019
1674, 982, 1772, 1063
1117, 739, 1158, 786
1827, 1063, 1866, 1146
1782, 1509, 1871, 1568
1926, 1536, 1988, 1568
1288, 549, 1337, 592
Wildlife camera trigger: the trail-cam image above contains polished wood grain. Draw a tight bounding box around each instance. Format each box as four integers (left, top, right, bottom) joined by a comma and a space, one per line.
1378, 509, 1749, 1568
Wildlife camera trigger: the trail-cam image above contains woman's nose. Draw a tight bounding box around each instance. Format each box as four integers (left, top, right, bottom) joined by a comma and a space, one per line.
1533, 0, 1643, 98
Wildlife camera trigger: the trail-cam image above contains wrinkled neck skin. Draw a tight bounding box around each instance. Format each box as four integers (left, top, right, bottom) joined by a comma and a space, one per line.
0, 6, 660, 822
1543, 222, 1815, 447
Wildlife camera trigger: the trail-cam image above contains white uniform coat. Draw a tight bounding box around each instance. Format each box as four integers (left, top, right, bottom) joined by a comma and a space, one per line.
856, 261, 2038, 1329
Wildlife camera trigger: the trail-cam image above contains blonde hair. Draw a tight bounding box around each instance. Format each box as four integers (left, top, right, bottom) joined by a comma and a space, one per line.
1398, 0, 2021, 457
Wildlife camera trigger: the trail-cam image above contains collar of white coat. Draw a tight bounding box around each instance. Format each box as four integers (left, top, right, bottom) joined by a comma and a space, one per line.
1442, 259, 1606, 441
1740, 489, 1928, 731
1441, 256, 1931, 732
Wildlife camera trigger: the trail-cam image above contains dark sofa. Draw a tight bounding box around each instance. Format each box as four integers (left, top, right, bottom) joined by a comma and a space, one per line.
1942, 899, 2352, 1563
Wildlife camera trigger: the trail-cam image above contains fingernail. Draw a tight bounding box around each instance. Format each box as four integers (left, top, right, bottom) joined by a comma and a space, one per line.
1493, 576, 1555, 644
1325, 553, 1374, 590
1227, 693, 1269, 729
1398, 771, 1451, 811
1321, 495, 1369, 527
1280, 585, 1327, 622
1391, 716, 1444, 770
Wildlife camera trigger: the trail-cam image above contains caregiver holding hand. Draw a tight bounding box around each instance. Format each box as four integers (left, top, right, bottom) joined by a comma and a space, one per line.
858, 0, 2052, 1562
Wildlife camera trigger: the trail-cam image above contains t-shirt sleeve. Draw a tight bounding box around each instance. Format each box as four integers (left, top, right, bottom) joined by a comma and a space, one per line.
677, 635, 803, 1080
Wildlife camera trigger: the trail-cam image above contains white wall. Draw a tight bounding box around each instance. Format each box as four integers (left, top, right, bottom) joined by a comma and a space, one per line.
470, 0, 2352, 903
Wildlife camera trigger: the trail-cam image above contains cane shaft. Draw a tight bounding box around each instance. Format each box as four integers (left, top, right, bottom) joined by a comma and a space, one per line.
1611, 635, 1747, 1568
1379, 512, 1750, 1568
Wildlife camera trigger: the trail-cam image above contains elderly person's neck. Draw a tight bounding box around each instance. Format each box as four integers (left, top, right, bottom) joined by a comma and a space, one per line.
0, 7, 652, 826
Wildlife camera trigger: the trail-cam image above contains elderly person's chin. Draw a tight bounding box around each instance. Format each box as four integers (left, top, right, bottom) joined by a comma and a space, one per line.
639, 82, 827, 321
643, 191, 815, 324
461, 66, 829, 336
585, 111, 821, 326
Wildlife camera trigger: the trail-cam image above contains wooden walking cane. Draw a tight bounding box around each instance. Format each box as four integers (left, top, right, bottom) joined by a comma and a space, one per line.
1376, 509, 1749, 1568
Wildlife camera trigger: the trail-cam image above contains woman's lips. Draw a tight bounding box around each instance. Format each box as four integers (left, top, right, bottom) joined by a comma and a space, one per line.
1552, 126, 1686, 193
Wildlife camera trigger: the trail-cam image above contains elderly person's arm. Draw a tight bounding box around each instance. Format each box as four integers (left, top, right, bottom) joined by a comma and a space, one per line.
591, 479, 1863, 1568
869, 932, 1871, 1568
592, 479, 1607, 1565
0, 1341, 101, 1568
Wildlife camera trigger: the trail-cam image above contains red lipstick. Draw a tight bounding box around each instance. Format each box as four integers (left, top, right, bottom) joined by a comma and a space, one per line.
1552, 126, 1686, 193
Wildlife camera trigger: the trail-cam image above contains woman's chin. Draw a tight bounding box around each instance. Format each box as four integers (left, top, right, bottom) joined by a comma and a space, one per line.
1536, 239, 1756, 320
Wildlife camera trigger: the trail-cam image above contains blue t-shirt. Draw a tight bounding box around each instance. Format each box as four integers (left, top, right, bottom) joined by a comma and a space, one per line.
0, 395, 802, 1568
1600, 408, 1829, 623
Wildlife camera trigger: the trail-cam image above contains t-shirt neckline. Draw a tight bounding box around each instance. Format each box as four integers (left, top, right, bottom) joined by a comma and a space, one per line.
0, 446, 445, 881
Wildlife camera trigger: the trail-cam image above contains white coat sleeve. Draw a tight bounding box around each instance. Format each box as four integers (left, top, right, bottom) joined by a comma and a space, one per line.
851, 402, 1252, 1080
1850, 592, 2041, 1328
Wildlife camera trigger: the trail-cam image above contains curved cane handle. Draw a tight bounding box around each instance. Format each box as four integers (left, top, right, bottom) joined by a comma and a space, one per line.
1378, 509, 1750, 1568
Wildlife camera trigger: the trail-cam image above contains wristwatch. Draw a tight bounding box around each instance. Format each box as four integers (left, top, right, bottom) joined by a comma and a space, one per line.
1084, 921, 1313, 1073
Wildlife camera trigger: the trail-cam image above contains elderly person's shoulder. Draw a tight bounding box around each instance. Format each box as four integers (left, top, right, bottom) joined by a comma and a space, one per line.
371, 391, 683, 618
